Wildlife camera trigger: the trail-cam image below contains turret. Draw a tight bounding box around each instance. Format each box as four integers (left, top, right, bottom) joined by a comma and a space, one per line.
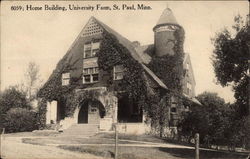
153, 8, 182, 56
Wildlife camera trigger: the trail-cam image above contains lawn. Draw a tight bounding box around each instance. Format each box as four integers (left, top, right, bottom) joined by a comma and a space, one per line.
59, 145, 249, 159
3, 130, 59, 137
22, 136, 138, 146
95, 132, 167, 143
20, 132, 249, 159
96, 132, 193, 146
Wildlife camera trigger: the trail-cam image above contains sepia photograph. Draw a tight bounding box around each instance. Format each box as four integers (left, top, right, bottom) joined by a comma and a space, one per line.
0, 1, 249, 159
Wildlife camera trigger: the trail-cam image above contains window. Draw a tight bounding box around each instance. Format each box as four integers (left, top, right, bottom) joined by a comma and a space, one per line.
113, 65, 124, 80
83, 42, 100, 58
83, 67, 99, 83
62, 73, 70, 86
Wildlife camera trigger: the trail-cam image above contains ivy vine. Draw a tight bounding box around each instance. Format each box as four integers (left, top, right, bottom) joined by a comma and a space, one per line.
37, 26, 185, 135
147, 27, 185, 93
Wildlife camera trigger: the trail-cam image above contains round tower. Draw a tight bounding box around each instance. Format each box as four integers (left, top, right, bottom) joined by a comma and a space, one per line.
153, 8, 181, 56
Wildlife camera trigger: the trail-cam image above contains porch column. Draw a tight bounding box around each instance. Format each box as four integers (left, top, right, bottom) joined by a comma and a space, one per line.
46, 101, 51, 124
50, 100, 58, 124
46, 100, 57, 124
113, 96, 118, 123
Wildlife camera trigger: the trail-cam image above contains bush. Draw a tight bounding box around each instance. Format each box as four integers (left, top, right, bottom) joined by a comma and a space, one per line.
0, 87, 31, 115
3, 108, 38, 133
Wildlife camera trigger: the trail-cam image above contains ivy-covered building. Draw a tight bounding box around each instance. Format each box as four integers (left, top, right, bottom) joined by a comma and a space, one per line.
38, 8, 199, 135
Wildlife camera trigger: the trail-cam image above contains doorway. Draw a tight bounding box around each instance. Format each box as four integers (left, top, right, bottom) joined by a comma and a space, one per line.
78, 101, 88, 123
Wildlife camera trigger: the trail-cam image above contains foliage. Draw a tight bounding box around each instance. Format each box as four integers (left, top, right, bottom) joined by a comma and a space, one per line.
64, 89, 102, 117
97, 31, 158, 121
24, 62, 43, 101
224, 105, 250, 150
98, 31, 148, 102
0, 86, 31, 115
211, 14, 250, 116
178, 91, 250, 150
178, 92, 228, 146
3, 108, 38, 133
36, 98, 47, 129
98, 30, 185, 135
36, 27, 185, 135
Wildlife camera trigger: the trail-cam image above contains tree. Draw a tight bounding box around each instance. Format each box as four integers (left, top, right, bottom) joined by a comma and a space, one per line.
178, 92, 230, 147
211, 14, 250, 116
0, 87, 31, 130
24, 62, 42, 101
0, 87, 31, 114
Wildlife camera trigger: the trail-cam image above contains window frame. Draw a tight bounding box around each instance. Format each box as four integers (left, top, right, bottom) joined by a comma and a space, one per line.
83, 67, 99, 84
170, 103, 177, 113
113, 65, 124, 80
62, 72, 70, 86
83, 41, 100, 59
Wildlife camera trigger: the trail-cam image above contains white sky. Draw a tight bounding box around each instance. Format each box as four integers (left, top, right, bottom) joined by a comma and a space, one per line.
1, 1, 249, 103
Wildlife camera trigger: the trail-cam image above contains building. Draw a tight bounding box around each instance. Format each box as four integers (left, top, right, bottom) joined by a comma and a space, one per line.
38, 8, 199, 135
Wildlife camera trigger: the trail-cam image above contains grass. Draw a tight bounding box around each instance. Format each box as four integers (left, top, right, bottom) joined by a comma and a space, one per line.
59, 145, 174, 159
22, 136, 137, 146
95, 132, 166, 143
158, 147, 249, 159
3, 130, 59, 137
20, 132, 249, 159
96, 132, 193, 147
58, 145, 249, 159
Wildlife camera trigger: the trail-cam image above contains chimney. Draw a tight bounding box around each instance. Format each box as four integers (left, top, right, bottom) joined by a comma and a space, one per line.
132, 41, 140, 48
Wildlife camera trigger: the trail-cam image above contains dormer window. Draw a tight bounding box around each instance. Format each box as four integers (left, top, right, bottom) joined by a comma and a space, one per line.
83, 67, 99, 83
113, 65, 124, 80
83, 41, 100, 58
62, 73, 70, 86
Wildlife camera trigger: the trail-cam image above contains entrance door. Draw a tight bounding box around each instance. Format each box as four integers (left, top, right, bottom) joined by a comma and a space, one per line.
78, 102, 88, 123
88, 101, 101, 124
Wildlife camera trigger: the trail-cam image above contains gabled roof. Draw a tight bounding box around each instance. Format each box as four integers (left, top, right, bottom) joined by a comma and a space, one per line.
142, 64, 168, 89
94, 17, 143, 64
93, 17, 168, 90
156, 8, 179, 27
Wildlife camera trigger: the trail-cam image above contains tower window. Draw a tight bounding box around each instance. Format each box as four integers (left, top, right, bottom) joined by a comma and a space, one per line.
62, 73, 70, 86
155, 25, 176, 32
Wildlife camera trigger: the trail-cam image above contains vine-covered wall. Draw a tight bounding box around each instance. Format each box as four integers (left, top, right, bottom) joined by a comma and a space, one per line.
37, 25, 185, 135
148, 27, 185, 93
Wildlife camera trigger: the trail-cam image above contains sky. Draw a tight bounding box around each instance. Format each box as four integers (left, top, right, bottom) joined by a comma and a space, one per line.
1, 1, 249, 103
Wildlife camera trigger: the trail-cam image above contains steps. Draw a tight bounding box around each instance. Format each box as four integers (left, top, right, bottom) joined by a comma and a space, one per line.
61, 124, 99, 137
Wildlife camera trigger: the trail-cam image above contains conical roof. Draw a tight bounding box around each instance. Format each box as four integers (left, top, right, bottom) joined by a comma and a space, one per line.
155, 8, 179, 27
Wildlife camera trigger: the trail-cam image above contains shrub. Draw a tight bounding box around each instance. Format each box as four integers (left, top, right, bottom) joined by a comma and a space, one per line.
3, 108, 38, 133
0, 87, 31, 114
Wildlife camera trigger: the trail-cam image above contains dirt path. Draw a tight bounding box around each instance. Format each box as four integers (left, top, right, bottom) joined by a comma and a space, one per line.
1, 136, 103, 159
